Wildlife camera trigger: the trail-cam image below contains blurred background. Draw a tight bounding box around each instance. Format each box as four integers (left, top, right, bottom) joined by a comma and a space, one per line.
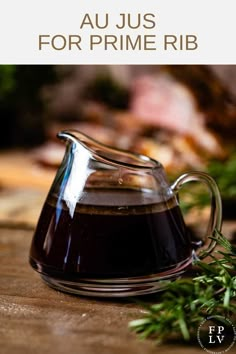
0, 64, 236, 233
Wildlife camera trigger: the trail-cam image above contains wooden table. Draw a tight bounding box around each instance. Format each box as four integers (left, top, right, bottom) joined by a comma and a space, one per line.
0, 151, 235, 354
1, 226, 220, 354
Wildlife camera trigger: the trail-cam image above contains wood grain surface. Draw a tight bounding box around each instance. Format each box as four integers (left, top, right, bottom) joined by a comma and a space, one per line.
0, 227, 213, 354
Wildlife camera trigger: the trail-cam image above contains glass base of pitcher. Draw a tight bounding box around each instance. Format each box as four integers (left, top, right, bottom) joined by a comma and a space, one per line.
40, 259, 192, 297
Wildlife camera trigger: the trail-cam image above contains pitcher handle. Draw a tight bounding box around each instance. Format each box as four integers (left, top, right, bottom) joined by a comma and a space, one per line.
170, 171, 222, 259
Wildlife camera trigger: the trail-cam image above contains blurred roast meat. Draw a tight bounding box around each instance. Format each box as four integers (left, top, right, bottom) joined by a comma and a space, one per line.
1, 65, 236, 156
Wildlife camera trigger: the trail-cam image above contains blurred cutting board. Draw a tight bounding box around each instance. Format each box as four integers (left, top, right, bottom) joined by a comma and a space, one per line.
0, 151, 55, 190
0, 151, 55, 228
0, 188, 46, 228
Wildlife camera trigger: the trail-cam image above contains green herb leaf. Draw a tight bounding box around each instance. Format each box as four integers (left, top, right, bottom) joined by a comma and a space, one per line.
129, 229, 236, 343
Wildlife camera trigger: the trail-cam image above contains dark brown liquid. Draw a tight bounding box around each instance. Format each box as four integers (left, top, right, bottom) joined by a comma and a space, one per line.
30, 190, 192, 279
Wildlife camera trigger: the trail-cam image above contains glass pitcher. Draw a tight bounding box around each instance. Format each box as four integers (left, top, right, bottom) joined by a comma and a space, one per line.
29, 130, 222, 297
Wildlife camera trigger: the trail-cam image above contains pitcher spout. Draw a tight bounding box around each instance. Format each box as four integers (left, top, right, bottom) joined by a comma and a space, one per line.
57, 130, 82, 145
57, 129, 160, 171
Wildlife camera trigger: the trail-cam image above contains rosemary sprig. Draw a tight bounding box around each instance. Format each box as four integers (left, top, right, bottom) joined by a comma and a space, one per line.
129, 230, 236, 343
208, 154, 236, 200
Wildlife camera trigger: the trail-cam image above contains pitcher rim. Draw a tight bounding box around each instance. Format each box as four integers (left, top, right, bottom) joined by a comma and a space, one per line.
57, 129, 162, 171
